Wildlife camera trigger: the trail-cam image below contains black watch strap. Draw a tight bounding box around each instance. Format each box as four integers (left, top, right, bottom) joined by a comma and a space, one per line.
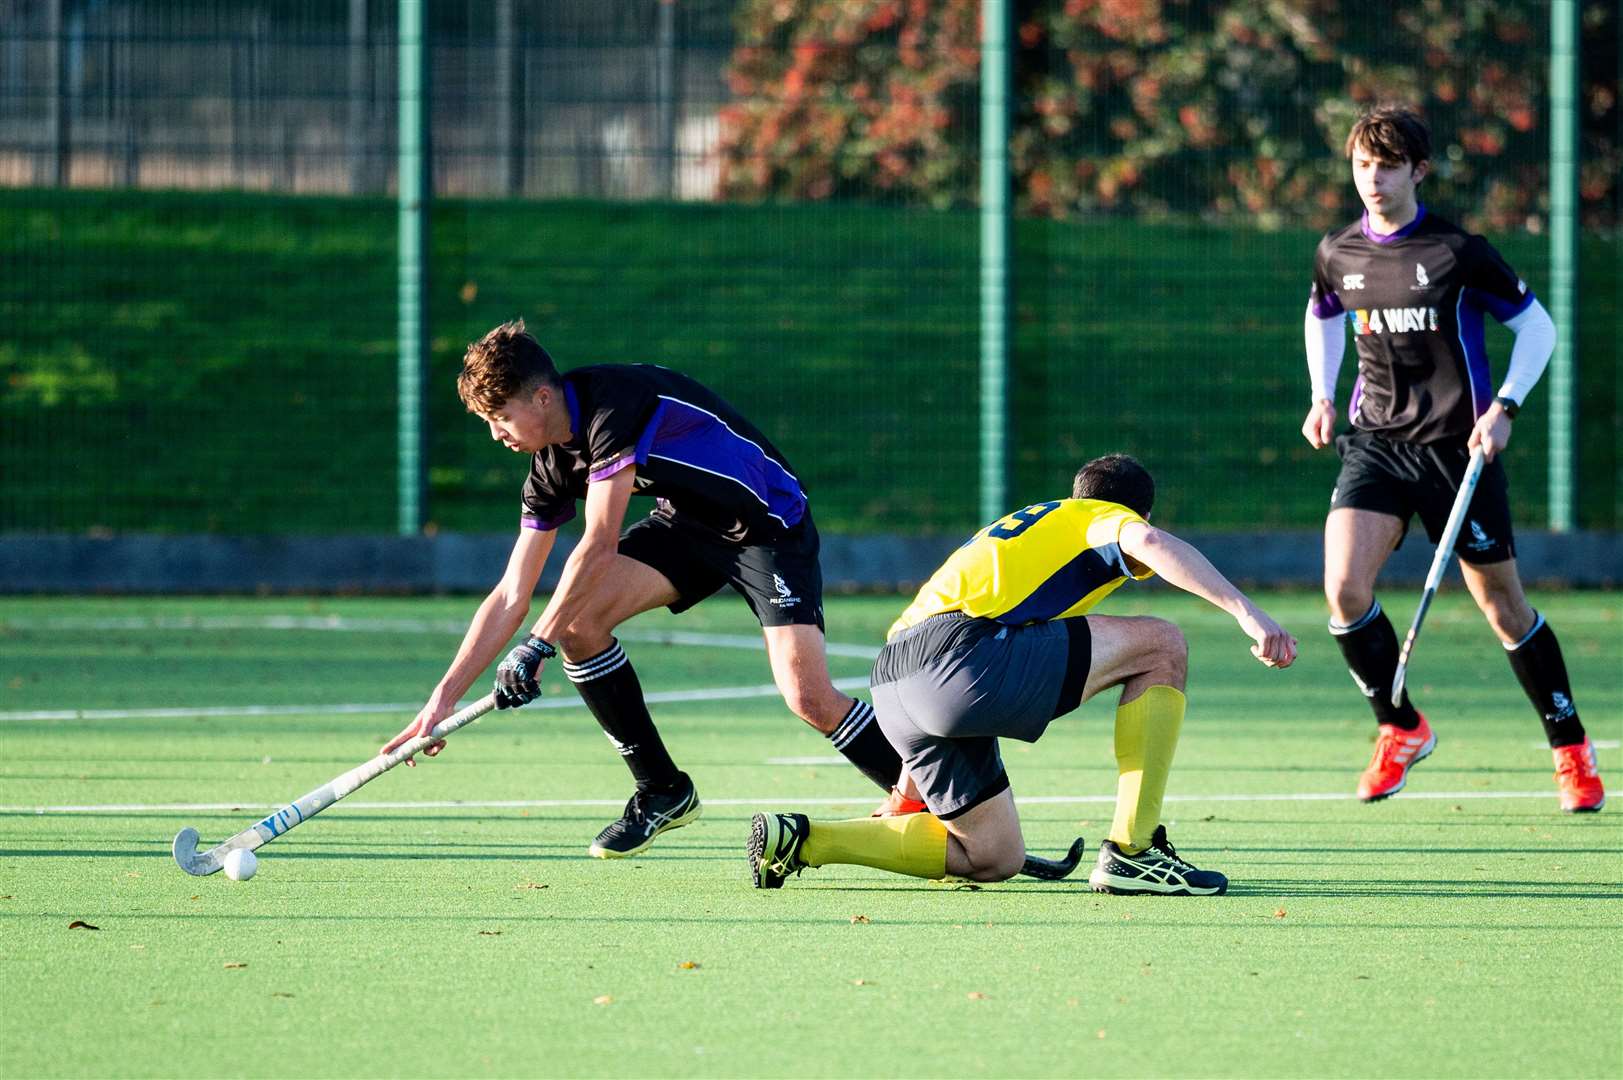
1494, 395, 1520, 419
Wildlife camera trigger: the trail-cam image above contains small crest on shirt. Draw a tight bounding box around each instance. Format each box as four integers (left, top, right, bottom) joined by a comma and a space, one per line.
1413, 262, 1430, 289
1341, 273, 1366, 290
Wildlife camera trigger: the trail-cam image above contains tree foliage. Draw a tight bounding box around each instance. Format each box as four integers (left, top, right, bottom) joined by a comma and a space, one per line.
718, 0, 1619, 229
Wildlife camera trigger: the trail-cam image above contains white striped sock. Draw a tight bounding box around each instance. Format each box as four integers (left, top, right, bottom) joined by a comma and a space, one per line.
563, 641, 628, 683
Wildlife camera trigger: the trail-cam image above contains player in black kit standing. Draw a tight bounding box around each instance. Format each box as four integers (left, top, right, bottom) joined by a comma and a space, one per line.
1300, 105, 1603, 812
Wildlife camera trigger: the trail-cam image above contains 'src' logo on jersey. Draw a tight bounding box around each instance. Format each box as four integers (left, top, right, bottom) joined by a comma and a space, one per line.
1341, 273, 1366, 290
1414, 262, 1430, 288
1353, 307, 1439, 335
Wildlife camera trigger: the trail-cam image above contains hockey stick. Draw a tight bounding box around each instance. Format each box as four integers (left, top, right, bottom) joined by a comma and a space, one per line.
172, 693, 499, 876
1019, 836, 1087, 881
1390, 446, 1488, 707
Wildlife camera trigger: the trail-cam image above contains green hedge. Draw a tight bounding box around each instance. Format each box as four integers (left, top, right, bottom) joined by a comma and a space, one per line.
1, 188, 1615, 534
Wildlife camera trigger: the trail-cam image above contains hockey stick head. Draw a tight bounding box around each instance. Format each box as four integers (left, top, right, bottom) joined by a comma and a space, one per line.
172, 827, 222, 876
1019, 836, 1087, 881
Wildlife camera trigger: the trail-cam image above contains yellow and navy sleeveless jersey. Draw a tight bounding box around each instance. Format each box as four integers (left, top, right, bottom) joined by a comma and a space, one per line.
887, 499, 1154, 640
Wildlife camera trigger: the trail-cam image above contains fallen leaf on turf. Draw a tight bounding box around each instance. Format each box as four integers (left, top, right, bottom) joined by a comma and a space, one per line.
1354, 975, 1370, 980
130, 944, 145, 950
850, 914, 870, 924
0, 895, 12, 900
67, 920, 99, 930
1201, 814, 1217, 822
1274, 908, 1287, 919
678, 961, 700, 970
515, 882, 548, 890
1096, 1030, 1107, 1039
224, 962, 247, 969
272, 992, 294, 998
478, 930, 502, 936
593, 995, 613, 1006
125, 872, 140, 878
967, 991, 987, 1000
852, 979, 871, 986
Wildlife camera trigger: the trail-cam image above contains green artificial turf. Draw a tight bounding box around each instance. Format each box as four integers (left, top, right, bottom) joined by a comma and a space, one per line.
1, 592, 1619, 1078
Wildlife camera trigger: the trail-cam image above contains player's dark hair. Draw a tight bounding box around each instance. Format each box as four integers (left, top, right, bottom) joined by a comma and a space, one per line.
1345, 105, 1431, 165
1072, 454, 1155, 517
457, 318, 561, 414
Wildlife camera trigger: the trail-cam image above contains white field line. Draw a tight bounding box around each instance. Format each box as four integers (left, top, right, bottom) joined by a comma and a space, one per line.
0, 790, 1568, 815
1530, 739, 1620, 750
0, 615, 883, 660
0, 677, 870, 723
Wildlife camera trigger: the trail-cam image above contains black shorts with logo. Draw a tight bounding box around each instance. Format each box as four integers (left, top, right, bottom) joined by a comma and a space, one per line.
1331, 430, 1515, 565
618, 509, 825, 629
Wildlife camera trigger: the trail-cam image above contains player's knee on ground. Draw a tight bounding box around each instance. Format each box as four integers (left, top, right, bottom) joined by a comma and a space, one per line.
952, 836, 1023, 882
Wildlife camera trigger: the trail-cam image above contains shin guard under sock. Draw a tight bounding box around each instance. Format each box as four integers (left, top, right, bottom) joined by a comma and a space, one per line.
1330, 600, 1419, 729
563, 639, 681, 791
801, 813, 949, 879
828, 699, 903, 793
1505, 613, 1586, 748
1108, 685, 1186, 853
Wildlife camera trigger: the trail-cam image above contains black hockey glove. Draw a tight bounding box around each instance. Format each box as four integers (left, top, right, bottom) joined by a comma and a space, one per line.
494, 635, 556, 709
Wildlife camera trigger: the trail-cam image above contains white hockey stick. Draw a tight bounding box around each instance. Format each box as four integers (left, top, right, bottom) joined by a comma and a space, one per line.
1390, 446, 1488, 707
172, 693, 499, 876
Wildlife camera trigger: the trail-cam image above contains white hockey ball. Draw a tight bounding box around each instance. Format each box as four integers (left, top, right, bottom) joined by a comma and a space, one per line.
223, 848, 258, 881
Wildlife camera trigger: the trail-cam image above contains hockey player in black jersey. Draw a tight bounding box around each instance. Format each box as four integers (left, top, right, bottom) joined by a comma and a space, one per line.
1301, 105, 1602, 813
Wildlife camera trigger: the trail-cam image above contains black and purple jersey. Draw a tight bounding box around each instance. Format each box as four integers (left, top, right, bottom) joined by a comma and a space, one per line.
1308, 206, 1534, 444
519, 364, 807, 544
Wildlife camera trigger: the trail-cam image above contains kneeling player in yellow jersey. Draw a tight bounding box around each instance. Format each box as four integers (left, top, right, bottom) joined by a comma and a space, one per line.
748, 454, 1297, 895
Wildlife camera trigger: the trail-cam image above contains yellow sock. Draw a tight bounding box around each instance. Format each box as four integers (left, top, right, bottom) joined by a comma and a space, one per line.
1108, 685, 1186, 853
800, 813, 949, 879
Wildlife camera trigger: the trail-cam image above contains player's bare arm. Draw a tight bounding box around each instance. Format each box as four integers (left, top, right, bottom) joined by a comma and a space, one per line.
382, 525, 556, 759
1117, 521, 1298, 668
530, 465, 638, 645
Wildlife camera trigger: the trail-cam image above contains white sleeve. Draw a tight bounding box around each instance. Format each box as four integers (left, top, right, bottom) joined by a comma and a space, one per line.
1305, 304, 1346, 403
1496, 298, 1556, 405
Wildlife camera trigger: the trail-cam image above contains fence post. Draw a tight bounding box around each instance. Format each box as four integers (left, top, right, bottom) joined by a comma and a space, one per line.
655, 0, 679, 199
46, 0, 69, 186
979, 0, 1012, 523
496, 0, 523, 196
348, 0, 369, 194
398, 0, 430, 535
1546, 0, 1578, 532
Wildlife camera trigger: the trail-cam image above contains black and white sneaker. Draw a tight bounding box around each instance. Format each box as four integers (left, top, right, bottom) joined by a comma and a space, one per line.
748, 812, 810, 889
1088, 825, 1228, 896
587, 774, 701, 858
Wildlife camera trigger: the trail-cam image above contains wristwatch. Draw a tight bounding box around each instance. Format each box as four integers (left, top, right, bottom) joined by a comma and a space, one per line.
1493, 395, 1520, 419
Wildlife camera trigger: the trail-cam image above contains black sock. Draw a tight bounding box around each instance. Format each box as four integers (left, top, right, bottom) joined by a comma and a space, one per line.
563, 639, 682, 792
1505, 613, 1586, 748
1330, 600, 1420, 729
828, 699, 901, 793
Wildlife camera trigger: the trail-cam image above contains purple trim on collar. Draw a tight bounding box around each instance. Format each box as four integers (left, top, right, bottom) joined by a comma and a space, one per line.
1361, 204, 1427, 245
562, 379, 582, 441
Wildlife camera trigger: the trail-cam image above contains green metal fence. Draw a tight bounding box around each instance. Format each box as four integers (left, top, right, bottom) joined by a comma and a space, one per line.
1, 1, 1617, 540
